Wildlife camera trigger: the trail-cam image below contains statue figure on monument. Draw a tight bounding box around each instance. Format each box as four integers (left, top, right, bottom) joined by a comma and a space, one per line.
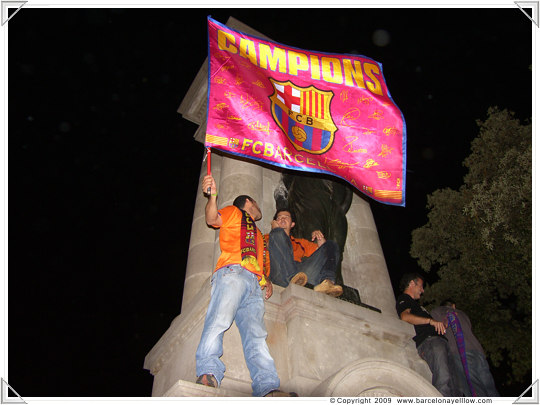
274, 172, 353, 285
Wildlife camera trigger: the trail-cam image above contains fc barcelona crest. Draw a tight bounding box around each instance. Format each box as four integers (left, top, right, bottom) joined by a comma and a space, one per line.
269, 79, 337, 155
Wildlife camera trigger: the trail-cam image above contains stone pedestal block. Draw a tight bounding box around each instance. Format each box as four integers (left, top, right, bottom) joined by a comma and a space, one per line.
144, 280, 440, 397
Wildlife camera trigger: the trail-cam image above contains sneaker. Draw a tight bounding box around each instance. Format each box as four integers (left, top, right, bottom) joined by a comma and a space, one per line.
264, 390, 299, 397
314, 279, 343, 297
196, 374, 218, 388
289, 272, 308, 287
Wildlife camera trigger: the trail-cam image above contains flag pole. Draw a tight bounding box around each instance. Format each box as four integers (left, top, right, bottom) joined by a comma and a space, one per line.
206, 147, 212, 194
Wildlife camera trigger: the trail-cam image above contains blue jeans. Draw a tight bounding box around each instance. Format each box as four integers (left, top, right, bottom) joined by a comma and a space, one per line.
417, 336, 458, 397
267, 228, 340, 287
195, 265, 280, 396
450, 351, 499, 397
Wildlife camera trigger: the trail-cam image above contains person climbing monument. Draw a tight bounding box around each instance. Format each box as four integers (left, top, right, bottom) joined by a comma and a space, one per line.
195, 174, 296, 397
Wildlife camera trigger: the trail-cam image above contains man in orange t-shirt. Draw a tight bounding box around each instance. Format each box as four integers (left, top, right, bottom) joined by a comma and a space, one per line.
195, 175, 295, 397
264, 209, 343, 297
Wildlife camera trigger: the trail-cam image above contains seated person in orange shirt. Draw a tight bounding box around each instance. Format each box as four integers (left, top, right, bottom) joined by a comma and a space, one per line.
264, 209, 342, 297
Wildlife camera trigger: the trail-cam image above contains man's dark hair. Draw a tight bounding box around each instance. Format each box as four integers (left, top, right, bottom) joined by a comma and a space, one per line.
440, 298, 455, 307
273, 208, 296, 222
233, 195, 253, 210
398, 272, 425, 293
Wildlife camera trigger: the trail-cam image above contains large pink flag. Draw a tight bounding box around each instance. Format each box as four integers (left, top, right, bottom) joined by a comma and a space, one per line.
205, 17, 406, 206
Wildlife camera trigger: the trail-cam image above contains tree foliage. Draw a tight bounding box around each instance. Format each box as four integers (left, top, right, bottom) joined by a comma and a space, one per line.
410, 107, 532, 382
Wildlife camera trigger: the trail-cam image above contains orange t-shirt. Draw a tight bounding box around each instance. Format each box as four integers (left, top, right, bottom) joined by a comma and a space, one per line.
214, 205, 267, 282
263, 232, 318, 275
289, 235, 319, 262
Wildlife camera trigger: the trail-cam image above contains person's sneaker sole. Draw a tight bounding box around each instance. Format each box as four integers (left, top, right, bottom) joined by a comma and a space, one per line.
264, 390, 299, 397
196, 374, 217, 388
289, 272, 307, 286
326, 286, 343, 297
314, 281, 343, 297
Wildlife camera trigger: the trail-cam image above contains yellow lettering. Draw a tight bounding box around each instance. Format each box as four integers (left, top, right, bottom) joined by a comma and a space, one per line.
259, 43, 287, 73
294, 154, 304, 164
310, 55, 321, 80
307, 157, 316, 166
239, 38, 257, 66
274, 146, 283, 160
263, 143, 274, 157
343, 59, 366, 89
364, 63, 383, 96
241, 138, 253, 150
283, 147, 293, 162
218, 30, 237, 54
253, 141, 263, 154
322, 57, 343, 84
288, 50, 309, 76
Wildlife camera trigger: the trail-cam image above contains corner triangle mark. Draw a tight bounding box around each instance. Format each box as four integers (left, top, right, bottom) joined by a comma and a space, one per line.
514, 379, 539, 404
515, 1, 540, 27
1, 1, 27, 26
0, 378, 26, 404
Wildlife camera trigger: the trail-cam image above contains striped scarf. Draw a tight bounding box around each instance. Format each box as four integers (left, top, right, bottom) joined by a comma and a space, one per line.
239, 209, 265, 286
446, 310, 476, 396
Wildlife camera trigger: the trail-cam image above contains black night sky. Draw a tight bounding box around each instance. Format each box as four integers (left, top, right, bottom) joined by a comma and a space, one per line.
5, 6, 533, 399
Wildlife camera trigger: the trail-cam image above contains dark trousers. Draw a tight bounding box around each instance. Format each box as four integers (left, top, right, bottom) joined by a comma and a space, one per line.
417, 336, 458, 397
267, 228, 340, 288
450, 350, 499, 397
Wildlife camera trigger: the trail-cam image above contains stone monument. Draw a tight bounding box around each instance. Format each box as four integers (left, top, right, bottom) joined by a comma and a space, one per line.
143, 17, 440, 397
